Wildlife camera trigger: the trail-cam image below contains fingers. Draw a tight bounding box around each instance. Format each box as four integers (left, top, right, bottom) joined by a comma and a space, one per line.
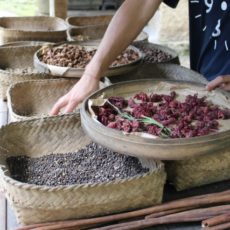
206, 75, 230, 91
49, 97, 68, 116
64, 99, 81, 113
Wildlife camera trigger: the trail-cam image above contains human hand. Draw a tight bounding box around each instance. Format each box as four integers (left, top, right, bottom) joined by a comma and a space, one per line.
206, 75, 230, 92
49, 74, 99, 116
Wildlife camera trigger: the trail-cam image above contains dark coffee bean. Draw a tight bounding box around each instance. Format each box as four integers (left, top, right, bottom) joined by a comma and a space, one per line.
6, 142, 149, 186
134, 43, 173, 63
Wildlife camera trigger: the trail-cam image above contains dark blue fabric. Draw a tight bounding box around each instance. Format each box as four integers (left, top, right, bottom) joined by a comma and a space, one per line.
164, 0, 230, 81
163, 0, 179, 8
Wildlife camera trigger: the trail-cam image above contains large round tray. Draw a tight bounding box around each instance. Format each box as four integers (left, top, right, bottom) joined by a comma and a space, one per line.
34, 43, 143, 78
81, 79, 230, 160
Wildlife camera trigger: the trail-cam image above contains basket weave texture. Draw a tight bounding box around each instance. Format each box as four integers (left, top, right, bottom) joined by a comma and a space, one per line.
0, 16, 68, 44
7, 79, 79, 121
7, 79, 107, 122
0, 114, 166, 225
0, 46, 56, 100
66, 15, 113, 27
165, 148, 230, 191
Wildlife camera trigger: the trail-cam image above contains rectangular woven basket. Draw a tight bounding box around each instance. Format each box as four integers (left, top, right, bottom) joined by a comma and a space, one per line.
66, 15, 113, 27
7, 79, 108, 122
0, 16, 68, 44
7, 79, 79, 122
165, 147, 230, 191
0, 45, 55, 100
0, 114, 166, 225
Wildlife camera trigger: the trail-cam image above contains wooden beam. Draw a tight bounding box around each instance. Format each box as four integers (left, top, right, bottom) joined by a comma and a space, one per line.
49, 0, 68, 19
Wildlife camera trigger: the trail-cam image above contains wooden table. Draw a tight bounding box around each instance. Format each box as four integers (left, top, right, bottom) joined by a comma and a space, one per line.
0, 99, 229, 230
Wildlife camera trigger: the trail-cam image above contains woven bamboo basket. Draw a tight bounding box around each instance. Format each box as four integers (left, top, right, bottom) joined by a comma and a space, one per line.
0, 41, 52, 48
108, 63, 207, 84
67, 26, 148, 44
0, 45, 56, 100
165, 147, 230, 191
0, 114, 166, 225
7, 79, 107, 122
0, 16, 68, 45
66, 15, 113, 27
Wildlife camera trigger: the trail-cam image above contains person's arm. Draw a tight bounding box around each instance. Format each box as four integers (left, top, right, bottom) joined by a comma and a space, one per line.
49, 0, 163, 115
206, 75, 230, 91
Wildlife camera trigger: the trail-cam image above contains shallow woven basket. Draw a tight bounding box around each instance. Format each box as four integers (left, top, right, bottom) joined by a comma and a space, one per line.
108, 63, 208, 84
67, 26, 148, 44
165, 147, 230, 191
0, 41, 53, 48
0, 114, 166, 225
0, 45, 56, 100
7, 79, 107, 122
66, 15, 113, 27
0, 16, 68, 45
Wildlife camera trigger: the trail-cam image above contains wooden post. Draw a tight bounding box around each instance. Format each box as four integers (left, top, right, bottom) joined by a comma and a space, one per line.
49, 0, 68, 19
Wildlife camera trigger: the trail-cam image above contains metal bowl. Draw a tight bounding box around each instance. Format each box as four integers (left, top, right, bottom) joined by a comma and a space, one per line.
81, 79, 230, 160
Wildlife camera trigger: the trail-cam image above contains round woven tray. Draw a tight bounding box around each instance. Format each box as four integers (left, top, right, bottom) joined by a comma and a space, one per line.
0, 114, 166, 225
7, 79, 107, 122
0, 45, 56, 100
0, 16, 68, 44
81, 79, 230, 160
34, 43, 143, 78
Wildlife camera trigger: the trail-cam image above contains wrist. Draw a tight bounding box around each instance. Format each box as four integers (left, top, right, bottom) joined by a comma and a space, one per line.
84, 60, 106, 80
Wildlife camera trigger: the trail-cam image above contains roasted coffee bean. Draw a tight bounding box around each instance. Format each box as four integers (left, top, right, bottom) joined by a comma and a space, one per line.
39, 44, 139, 68
6, 142, 149, 186
134, 43, 173, 63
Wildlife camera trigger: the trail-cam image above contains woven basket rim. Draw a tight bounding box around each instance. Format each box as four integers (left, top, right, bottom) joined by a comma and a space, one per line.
0, 69, 48, 77
0, 41, 54, 48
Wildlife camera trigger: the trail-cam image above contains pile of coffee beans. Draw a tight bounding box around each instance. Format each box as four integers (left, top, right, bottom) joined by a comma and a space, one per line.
134, 43, 173, 63
39, 44, 139, 68
7, 142, 149, 186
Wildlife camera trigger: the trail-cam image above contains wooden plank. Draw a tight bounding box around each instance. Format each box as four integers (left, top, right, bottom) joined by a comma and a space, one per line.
0, 100, 7, 127
7, 204, 19, 230
0, 100, 8, 230
0, 193, 7, 230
